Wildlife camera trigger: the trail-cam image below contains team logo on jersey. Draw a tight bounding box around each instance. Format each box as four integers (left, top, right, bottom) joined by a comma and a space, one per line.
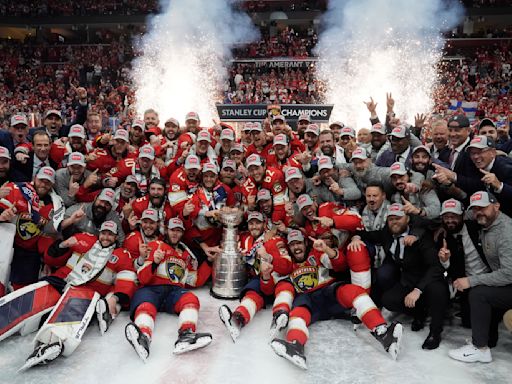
110, 254, 119, 264
16, 216, 41, 240
171, 184, 180, 192
273, 183, 282, 193
290, 266, 318, 293
165, 257, 186, 283
81, 262, 92, 274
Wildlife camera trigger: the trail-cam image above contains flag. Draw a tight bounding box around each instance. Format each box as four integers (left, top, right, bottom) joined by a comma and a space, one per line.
449, 100, 478, 119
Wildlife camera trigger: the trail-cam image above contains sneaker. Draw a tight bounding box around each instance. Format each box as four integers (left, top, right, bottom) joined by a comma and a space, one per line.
504, 310, 512, 333
372, 322, 403, 360
96, 298, 113, 335
173, 329, 212, 354
125, 322, 151, 362
270, 338, 307, 370
18, 341, 63, 371
448, 342, 492, 363
219, 305, 244, 343
269, 310, 289, 340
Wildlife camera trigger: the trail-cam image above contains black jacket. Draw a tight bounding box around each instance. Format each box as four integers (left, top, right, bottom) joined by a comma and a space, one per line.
11, 153, 59, 182
359, 226, 445, 291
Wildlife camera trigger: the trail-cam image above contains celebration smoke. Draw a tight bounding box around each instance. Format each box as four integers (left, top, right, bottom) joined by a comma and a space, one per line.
131, 0, 259, 124
315, 0, 464, 128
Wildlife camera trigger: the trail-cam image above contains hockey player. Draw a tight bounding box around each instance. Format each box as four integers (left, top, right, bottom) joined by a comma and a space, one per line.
107, 144, 160, 195
270, 230, 403, 369
123, 208, 162, 268
241, 154, 287, 219
168, 154, 202, 213
86, 129, 135, 175
295, 193, 372, 293
219, 212, 293, 342
265, 134, 302, 172
125, 217, 213, 361
50, 124, 93, 167
0, 221, 137, 370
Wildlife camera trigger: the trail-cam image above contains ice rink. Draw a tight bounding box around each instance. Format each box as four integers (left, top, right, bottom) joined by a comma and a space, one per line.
0, 288, 510, 384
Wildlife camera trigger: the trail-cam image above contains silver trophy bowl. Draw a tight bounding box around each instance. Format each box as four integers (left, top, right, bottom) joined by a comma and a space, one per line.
211, 208, 247, 299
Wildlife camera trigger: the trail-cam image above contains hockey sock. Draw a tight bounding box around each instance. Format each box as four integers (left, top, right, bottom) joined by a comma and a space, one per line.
346, 246, 372, 293
336, 284, 385, 330
175, 292, 200, 333
134, 302, 157, 340
234, 290, 264, 325
272, 281, 294, 315
286, 307, 311, 346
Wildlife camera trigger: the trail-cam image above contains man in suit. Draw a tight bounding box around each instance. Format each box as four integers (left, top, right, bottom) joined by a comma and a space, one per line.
353, 203, 448, 350
11, 131, 58, 182
375, 125, 414, 168
432, 115, 484, 199
430, 119, 451, 162
462, 135, 512, 217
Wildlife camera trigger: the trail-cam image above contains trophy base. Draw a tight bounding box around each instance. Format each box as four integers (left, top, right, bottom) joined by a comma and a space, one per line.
210, 287, 240, 300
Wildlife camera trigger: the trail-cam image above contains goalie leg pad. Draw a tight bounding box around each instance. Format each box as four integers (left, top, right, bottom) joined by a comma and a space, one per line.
34, 286, 100, 357
0, 281, 61, 341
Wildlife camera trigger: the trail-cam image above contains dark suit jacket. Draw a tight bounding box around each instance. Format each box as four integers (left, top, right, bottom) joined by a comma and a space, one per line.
0, 131, 16, 157
375, 148, 413, 169
453, 141, 485, 196
430, 145, 451, 164
11, 153, 59, 182
435, 221, 489, 279
359, 226, 445, 291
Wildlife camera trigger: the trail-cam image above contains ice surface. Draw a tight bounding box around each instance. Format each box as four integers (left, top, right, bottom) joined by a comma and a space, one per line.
0, 288, 510, 384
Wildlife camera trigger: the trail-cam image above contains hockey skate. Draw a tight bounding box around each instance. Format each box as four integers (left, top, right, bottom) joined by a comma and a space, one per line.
219, 305, 244, 343
173, 329, 212, 354
125, 322, 150, 362
270, 338, 307, 370
18, 341, 63, 371
372, 321, 403, 361
269, 310, 289, 340
96, 298, 114, 335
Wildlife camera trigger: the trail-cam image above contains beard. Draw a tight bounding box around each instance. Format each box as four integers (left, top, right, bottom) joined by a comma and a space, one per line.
353, 168, 369, 179
444, 220, 464, 234
150, 195, 165, 208
321, 146, 334, 156
92, 205, 108, 223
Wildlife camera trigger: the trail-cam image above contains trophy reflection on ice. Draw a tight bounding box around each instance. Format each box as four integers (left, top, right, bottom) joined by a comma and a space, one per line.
211, 207, 247, 299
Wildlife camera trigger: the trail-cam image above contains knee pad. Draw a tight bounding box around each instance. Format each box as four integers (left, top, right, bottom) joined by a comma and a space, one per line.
174, 291, 199, 313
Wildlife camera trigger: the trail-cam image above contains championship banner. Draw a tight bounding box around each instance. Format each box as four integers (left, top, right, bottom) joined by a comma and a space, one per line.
216, 104, 333, 123
232, 58, 318, 69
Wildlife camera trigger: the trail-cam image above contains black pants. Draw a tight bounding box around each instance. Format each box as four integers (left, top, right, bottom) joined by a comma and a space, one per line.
382, 280, 449, 334
469, 285, 512, 348
371, 262, 400, 308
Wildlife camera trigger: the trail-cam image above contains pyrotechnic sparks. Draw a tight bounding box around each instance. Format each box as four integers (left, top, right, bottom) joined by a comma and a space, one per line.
131, 0, 259, 124
315, 0, 463, 128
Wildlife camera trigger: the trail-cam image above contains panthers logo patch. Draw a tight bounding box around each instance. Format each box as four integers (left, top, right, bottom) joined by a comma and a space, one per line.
16, 216, 41, 240
165, 257, 186, 283
290, 266, 318, 293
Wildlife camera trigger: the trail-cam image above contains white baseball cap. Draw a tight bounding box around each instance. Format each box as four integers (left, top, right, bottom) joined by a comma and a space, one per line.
317, 156, 334, 171
197, 130, 211, 143
246, 154, 262, 168
220, 129, 235, 141
139, 145, 155, 160
350, 147, 368, 161
440, 199, 463, 216
305, 123, 320, 136
100, 220, 118, 234
185, 112, 199, 122
98, 188, 116, 206
222, 159, 236, 171
285, 167, 303, 182
389, 162, 408, 176
296, 194, 314, 211
141, 208, 159, 222
11, 114, 28, 127
273, 134, 288, 147
387, 203, 406, 217
36, 166, 56, 184
287, 229, 305, 244
257, 189, 271, 202
67, 152, 86, 167
184, 155, 201, 170
468, 191, 497, 209
0, 146, 11, 160
68, 124, 86, 139
168, 217, 185, 230
247, 211, 264, 222
339, 127, 356, 138
132, 119, 145, 130
114, 129, 130, 142
371, 123, 386, 135
202, 162, 218, 174
165, 117, 180, 127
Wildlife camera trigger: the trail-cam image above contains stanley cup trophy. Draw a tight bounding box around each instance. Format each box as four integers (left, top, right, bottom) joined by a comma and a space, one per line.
210, 207, 247, 299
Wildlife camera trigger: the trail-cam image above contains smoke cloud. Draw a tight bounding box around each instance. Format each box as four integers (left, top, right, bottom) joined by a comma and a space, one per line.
315, 0, 464, 128
131, 0, 259, 124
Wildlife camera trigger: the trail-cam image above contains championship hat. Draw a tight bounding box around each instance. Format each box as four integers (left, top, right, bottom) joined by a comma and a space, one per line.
100, 220, 118, 234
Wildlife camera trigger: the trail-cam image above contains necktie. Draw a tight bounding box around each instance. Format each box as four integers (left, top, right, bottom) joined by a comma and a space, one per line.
392, 236, 402, 261
448, 148, 457, 169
